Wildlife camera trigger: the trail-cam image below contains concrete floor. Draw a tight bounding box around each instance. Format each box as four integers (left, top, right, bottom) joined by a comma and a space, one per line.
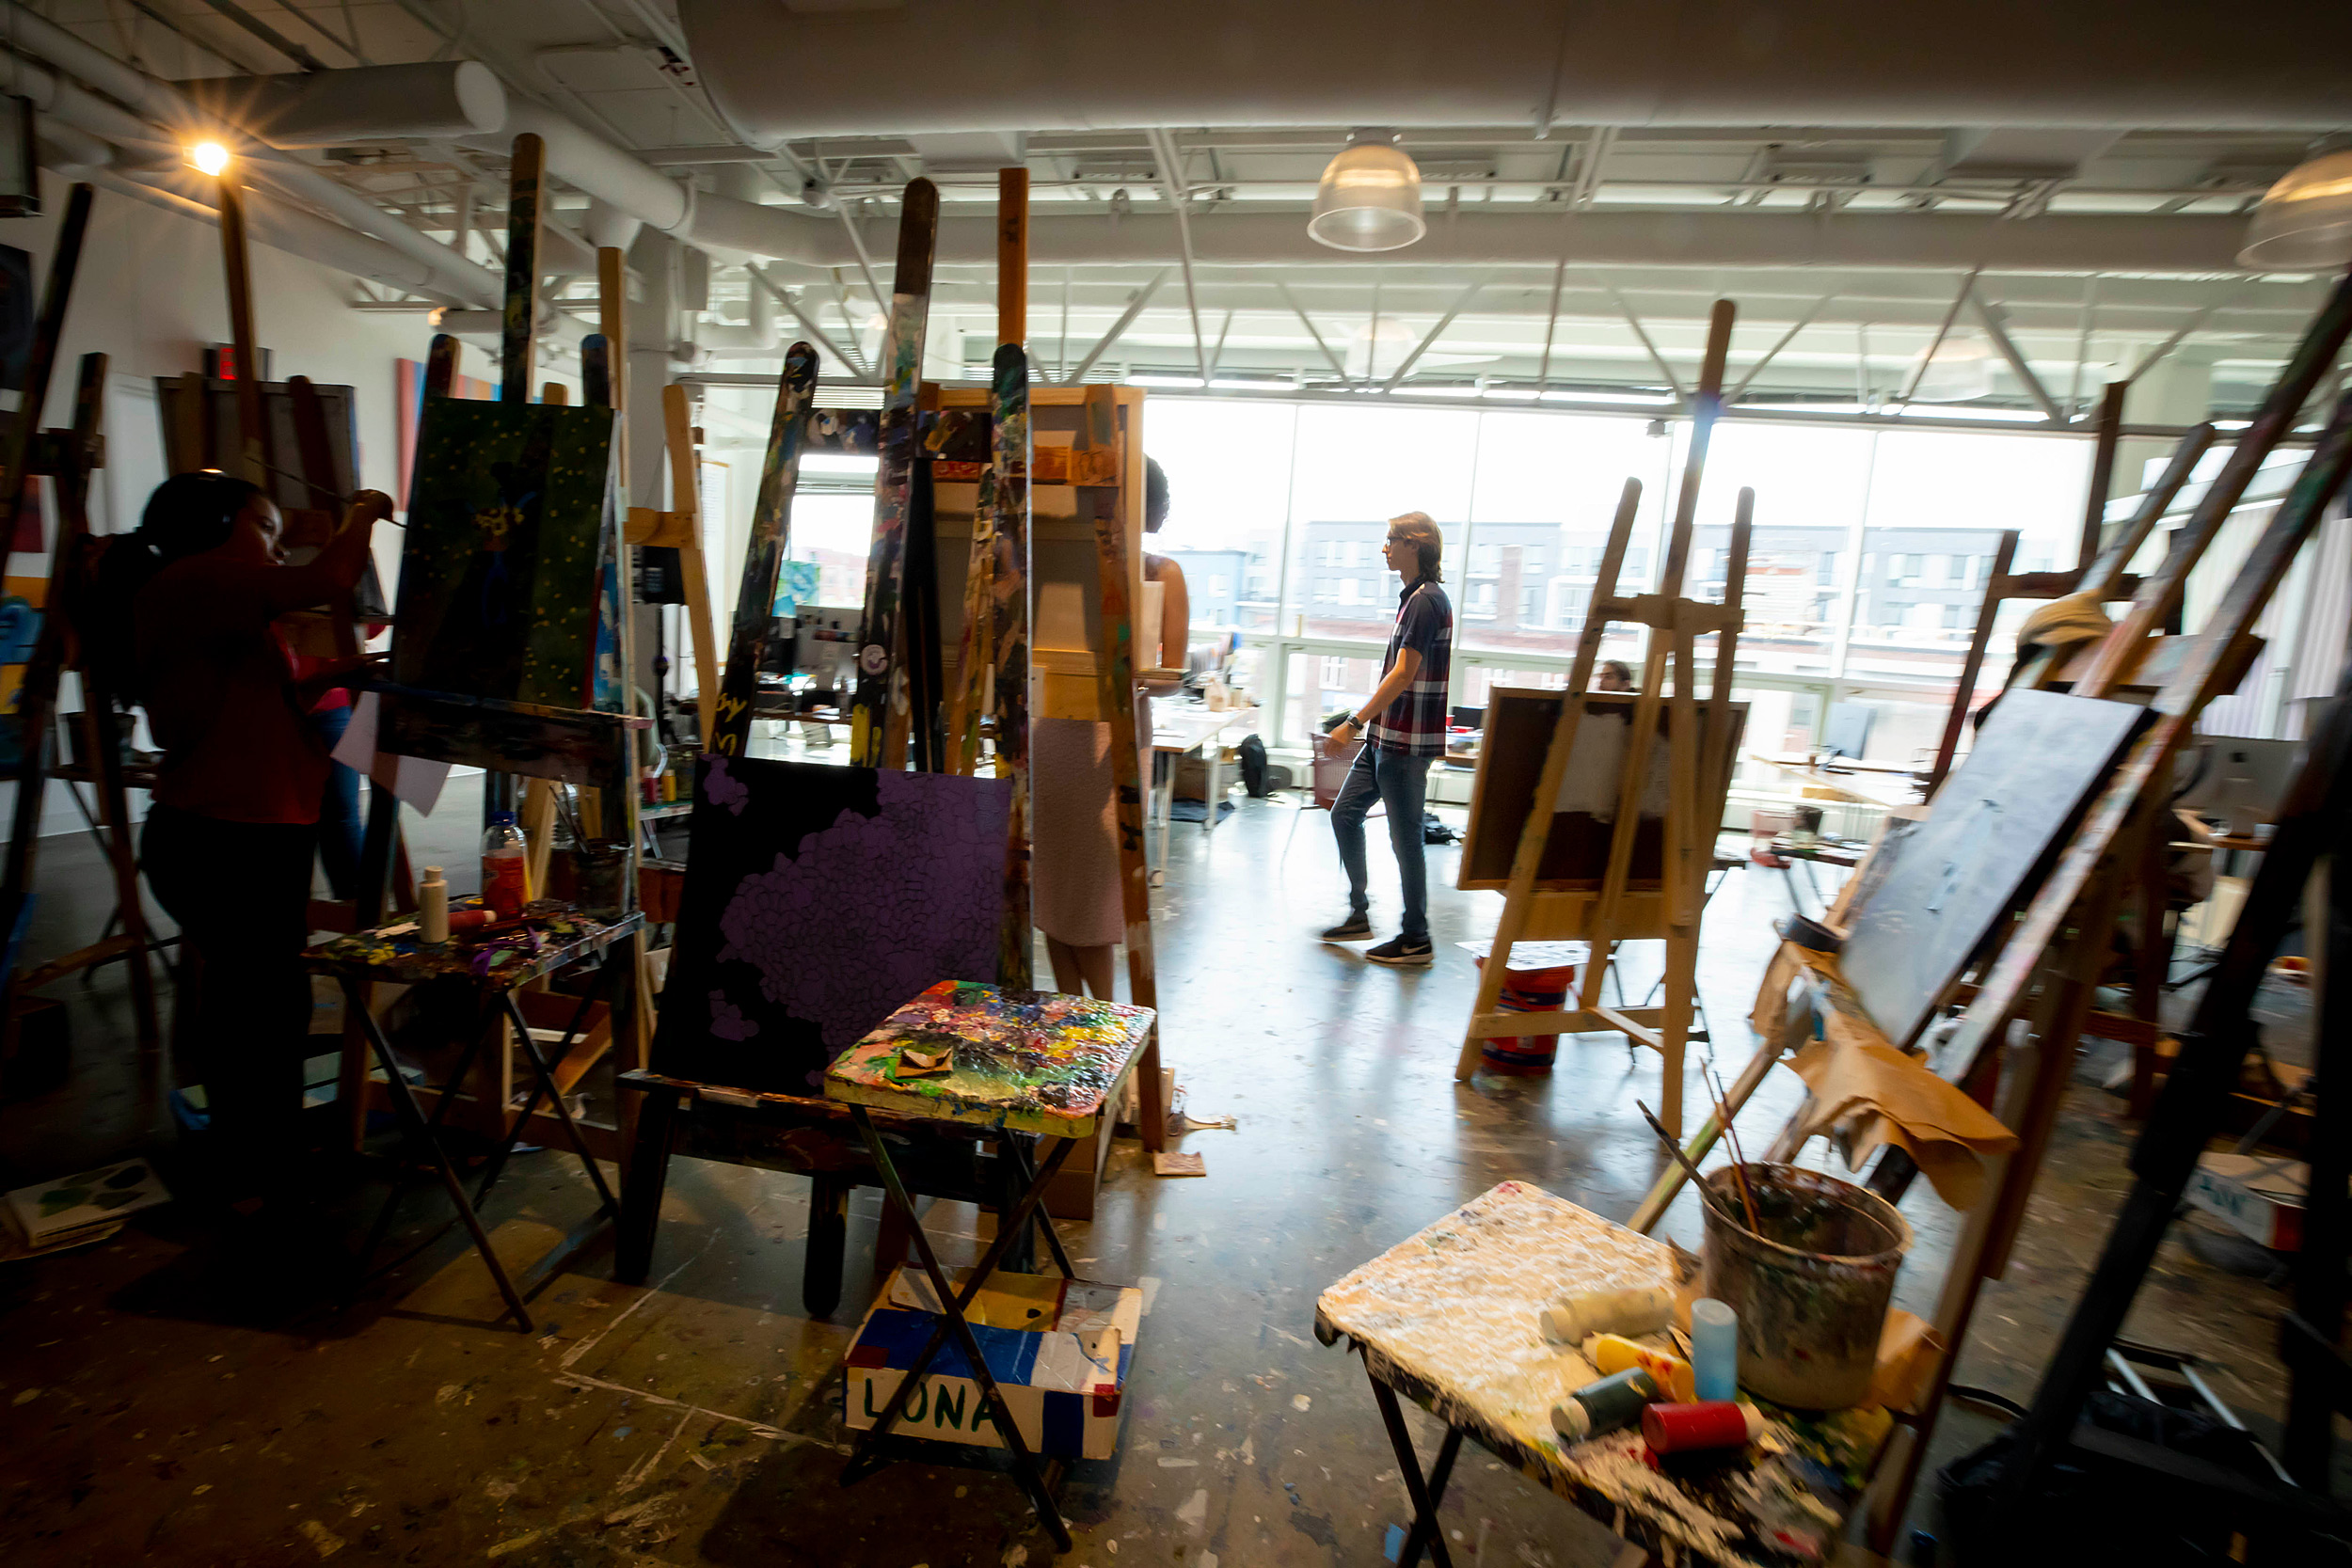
0, 779, 2323, 1567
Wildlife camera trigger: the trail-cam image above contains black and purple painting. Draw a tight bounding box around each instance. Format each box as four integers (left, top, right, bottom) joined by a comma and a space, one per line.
651, 754, 1012, 1095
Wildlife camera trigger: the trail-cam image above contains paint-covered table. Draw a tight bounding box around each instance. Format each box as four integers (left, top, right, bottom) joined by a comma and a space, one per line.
823, 980, 1158, 1550
1314, 1181, 1891, 1568
305, 902, 641, 1332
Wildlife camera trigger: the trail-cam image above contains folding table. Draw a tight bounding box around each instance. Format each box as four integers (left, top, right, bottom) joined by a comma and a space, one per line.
1315, 1181, 1891, 1568
306, 902, 640, 1331
823, 980, 1157, 1548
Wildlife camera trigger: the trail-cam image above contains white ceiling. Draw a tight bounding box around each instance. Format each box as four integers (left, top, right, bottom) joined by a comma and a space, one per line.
25, 0, 2352, 422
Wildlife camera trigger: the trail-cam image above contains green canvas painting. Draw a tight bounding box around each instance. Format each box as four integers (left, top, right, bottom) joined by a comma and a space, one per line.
391, 399, 619, 710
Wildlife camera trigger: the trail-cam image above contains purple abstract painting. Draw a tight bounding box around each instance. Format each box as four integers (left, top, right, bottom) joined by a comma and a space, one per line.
651, 755, 1012, 1095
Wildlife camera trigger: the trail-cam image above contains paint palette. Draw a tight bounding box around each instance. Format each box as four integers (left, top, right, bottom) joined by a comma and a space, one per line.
825, 980, 1156, 1139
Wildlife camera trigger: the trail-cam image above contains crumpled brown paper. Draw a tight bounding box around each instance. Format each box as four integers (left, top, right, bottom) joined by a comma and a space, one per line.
1787, 1016, 2019, 1210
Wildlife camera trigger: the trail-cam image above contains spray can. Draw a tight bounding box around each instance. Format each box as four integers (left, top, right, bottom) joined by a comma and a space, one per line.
1538, 1283, 1675, 1345
419, 866, 449, 943
481, 811, 530, 920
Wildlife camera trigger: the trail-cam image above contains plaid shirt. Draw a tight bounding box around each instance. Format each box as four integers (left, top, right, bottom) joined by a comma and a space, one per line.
1366, 577, 1453, 756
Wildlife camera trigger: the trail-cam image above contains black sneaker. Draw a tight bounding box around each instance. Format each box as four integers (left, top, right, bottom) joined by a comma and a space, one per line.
1365, 935, 1433, 966
1320, 912, 1373, 942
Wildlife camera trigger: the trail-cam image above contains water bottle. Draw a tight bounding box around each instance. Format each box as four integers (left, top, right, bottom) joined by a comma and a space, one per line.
481, 810, 530, 920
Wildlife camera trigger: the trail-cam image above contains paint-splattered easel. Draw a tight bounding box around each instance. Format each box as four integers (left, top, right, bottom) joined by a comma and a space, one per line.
1451, 301, 1752, 1140
0, 183, 162, 1058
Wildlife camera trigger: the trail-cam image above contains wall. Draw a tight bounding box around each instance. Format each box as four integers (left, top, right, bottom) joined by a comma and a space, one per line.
0, 169, 480, 835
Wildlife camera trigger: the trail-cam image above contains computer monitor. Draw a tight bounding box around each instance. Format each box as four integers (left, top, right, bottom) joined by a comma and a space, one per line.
2176, 735, 2300, 838
1820, 701, 1873, 761
1451, 705, 1485, 731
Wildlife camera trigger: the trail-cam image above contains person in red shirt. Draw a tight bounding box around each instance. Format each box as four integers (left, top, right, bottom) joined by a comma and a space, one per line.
101, 472, 389, 1196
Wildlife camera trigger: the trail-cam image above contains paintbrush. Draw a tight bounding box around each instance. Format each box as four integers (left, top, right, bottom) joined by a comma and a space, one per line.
1635, 1100, 1745, 1226
1704, 1063, 1762, 1235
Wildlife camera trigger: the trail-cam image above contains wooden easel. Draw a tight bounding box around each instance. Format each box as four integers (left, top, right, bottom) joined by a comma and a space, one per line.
1641, 269, 2352, 1550
1451, 301, 1750, 1139
1926, 419, 2214, 790
0, 185, 161, 1056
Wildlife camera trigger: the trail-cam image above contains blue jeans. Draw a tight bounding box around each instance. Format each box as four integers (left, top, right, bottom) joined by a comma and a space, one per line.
310, 705, 362, 901
1331, 746, 1433, 942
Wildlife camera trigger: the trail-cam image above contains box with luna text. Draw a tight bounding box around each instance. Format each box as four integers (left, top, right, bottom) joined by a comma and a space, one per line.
843, 1266, 1140, 1462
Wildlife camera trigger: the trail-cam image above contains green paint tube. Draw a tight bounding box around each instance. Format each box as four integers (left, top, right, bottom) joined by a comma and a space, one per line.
1549, 1367, 1660, 1442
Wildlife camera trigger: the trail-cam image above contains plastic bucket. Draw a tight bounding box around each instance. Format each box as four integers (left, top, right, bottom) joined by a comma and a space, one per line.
1475, 958, 1576, 1073
1700, 1163, 1910, 1410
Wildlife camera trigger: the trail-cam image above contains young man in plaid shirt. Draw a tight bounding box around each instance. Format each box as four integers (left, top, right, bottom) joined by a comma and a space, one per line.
1324, 512, 1452, 965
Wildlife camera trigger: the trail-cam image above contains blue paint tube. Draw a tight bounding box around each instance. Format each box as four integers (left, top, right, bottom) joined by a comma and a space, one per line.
1549, 1367, 1660, 1442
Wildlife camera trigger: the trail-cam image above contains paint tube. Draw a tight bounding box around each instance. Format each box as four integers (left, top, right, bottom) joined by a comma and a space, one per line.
1537, 1283, 1674, 1345
1582, 1333, 1695, 1402
1549, 1367, 1659, 1442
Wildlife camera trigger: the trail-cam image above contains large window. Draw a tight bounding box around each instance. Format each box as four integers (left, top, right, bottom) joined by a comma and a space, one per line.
1149, 399, 1296, 637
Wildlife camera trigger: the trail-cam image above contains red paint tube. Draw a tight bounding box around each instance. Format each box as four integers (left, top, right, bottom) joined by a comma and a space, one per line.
1641, 1401, 1764, 1454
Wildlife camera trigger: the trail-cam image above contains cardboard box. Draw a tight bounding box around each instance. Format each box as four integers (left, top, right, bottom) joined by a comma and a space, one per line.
844, 1266, 1140, 1461
2186, 1153, 2305, 1252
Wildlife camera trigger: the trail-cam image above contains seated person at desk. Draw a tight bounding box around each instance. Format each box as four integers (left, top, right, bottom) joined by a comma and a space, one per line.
1033, 458, 1184, 997
96, 472, 389, 1207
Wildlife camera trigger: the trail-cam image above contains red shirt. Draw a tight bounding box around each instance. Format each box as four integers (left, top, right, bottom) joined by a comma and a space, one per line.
135, 551, 349, 824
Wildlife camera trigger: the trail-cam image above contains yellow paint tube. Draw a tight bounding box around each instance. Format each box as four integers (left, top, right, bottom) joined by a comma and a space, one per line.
1583, 1333, 1694, 1403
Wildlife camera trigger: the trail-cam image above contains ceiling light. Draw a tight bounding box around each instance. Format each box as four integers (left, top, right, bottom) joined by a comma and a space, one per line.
1910, 333, 1995, 402
188, 141, 231, 178
864, 311, 888, 331
2239, 149, 2352, 271
1309, 128, 1423, 252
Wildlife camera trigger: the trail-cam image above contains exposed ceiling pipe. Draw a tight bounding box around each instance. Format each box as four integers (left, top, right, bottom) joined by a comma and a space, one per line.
747, 209, 2256, 277
176, 63, 507, 146
0, 2, 501, 308
681, 0, 2352, 137
68, 162, 508, 306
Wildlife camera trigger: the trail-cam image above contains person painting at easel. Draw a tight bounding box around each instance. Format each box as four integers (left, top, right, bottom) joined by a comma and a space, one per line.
1322, 512, 1453, 965
96, 472, 390, 1215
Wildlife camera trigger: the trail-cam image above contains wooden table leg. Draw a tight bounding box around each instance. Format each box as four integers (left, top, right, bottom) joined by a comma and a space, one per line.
614, 1080, 680, 1285
803, 1173, 848, 1318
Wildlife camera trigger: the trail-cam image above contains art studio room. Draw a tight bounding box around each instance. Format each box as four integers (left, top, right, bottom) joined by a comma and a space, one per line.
7, 5, 2352, 1566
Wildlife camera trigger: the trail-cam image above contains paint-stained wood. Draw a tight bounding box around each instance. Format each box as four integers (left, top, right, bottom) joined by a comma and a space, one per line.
711, 343, 818, 759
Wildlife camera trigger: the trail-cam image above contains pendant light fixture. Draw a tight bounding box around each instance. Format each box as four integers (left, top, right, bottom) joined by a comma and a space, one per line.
1309, 127, 1424, 252
2239, 148, 2352, 271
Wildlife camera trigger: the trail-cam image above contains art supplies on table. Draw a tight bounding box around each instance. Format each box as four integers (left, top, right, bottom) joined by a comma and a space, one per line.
6, 1158, 170, 1251
1550, 1367, 1657, 1440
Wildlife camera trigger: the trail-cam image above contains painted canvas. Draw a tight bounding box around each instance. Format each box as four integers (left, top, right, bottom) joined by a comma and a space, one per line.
390, 399, 619, 710
826, 980, 1155, 1138
1460, 690, 1749, 889
1840, 688, 2146, 1050
651, 755, 1013, 1094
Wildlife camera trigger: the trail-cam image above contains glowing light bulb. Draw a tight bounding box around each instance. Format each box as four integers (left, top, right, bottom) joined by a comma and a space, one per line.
190, 141, 231, 178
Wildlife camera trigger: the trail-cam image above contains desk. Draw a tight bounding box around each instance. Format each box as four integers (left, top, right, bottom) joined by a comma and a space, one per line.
1315, 1181, 1888, 1568
1147, 700, 1259, 874
1750, 753, 1923, 810
825, 980, 1157, 1547
308, 902, 640, 1330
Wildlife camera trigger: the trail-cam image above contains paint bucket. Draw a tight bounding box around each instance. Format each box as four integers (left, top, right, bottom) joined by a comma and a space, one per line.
1700, 1163, 1910, 1410
1475, 957, 1576, 1073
